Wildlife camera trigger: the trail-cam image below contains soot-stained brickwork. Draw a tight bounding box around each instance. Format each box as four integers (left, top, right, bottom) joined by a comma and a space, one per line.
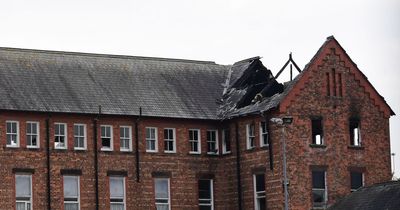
0, 36, 394, 210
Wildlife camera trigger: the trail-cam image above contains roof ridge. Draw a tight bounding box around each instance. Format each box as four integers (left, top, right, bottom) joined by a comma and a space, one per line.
0, 46, 217, 65
233, 56, 260, 65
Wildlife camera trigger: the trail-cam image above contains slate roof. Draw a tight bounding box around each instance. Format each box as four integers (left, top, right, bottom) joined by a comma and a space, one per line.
327, 181, 400, 210
218, 57, 289, 119
1, 36, 393, 120
0, 47, 230, 119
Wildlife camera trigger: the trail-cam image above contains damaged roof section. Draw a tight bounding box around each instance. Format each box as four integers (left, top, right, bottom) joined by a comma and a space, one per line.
219, 57, 287, 119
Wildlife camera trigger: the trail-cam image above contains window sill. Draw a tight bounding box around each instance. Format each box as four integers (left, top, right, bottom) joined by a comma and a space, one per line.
246, 147, 256, 151
27, 146, 40, 149
222, 151, 231, 155
146, 150, 158, 153
74, 148, 86, 151
6, 145, 19, 148
207, 152, 219, 156
309, 144, 326, 148
164, 151, 176, 154
348, 145, 364, 150
120, 149, 132, 152
100, 148, 113, 152
260, 145, 269, 149
54, 147, 67, 150
189, 152, 201, 155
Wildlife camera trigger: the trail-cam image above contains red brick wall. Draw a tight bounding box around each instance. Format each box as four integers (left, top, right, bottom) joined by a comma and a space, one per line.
0, 111, 242, 209
0, 44, 392, 210
281, 47, 392, 210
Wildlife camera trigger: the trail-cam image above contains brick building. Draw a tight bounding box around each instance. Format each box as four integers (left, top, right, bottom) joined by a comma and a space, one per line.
0, 36, 394, 210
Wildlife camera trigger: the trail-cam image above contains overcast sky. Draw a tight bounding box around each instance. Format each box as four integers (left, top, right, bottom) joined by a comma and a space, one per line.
1, 0, 399, 176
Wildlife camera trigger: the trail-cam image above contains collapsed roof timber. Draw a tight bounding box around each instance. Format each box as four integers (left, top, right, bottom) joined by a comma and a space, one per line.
0, 36, 394, 119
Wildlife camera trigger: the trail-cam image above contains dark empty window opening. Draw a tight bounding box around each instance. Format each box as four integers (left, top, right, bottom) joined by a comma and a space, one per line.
222, 129, 231, 154
326, 72, 330, 96
312, 170, 327, 208
350, 171, 363, 192
312, 119, 323, 145
254, 174, 266, 210
349, 119, 361, 146
198, 179, 213, 209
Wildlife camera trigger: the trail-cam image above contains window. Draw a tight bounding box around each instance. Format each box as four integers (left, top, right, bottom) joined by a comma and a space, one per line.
350, 172, 363, 192
199, 179, 214, 210
16, 174, 32, 210
74, 124, 86, 150
312, 170, 327, 208
164, 128, 176, 153
120, 126, 132, 151
110, 176, 125, 210
26, 122, 39, 148
311, 119, 323, 145
349, 119, 361, 146
146, 127, 158, 152
101, 125, 113, 151
246, 124, 255, 149
155, 178, 170, 210
207, 130, 218, 154
55, 123, 67, 149
222, 129, 231, 154
6, 121, 19, 147
260, 122, 268, 147
64, 176, 80, 210
189, 129, 201, 154
253, 174, 266, 210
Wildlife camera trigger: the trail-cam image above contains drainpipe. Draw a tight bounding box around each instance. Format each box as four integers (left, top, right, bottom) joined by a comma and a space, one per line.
266, 115, 273, 171
135, 107, 142, 182
45, 118, 51, 210
94, 106, 101, 210
235, 122, 243, 210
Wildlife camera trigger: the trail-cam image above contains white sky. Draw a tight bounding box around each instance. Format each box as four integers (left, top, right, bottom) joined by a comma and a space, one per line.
1, 0, 399, 176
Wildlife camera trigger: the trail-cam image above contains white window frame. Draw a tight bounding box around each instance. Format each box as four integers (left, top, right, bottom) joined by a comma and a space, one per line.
120, 126, 132, 152
64, 175, 80, 210
100, 125, 113, 151
6, 121, 19, 148
207, 130, 219, 155
26, 121, 40, 149
163, 128, 176, 153
253, 174, 266, 210
146, 127, 158, 153
73, 124, 87, 150
110, 176, 126, 210
55, 123, 67, 149
154, 178, 171, 210
15, 174, 32, 210
259, 122, 269, 147
312, 170, 328, 208
350, 172, 364, 192
246, 124, 255, 149
198, 179, 214, 210
222, 129, 231, 154
189, 129, 201, 154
